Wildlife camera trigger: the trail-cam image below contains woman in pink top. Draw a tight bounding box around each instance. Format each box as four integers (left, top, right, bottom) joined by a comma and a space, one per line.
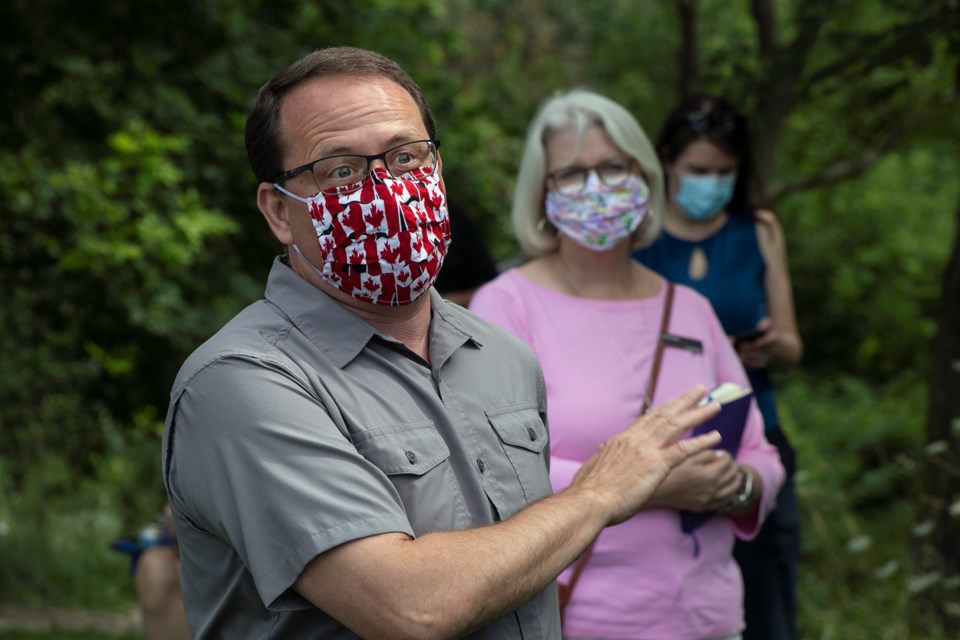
470, 89, 784, 640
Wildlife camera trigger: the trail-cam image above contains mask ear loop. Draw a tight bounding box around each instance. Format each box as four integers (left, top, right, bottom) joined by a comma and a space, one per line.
273, 183, 312, 204
537, 216, 557, 236
289, 243, 326, 280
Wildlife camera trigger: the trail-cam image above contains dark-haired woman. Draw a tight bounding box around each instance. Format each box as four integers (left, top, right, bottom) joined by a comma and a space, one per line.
634, 95, 803, 640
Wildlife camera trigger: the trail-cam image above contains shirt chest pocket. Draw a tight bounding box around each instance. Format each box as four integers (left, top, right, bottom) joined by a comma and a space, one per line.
486, 406, 553, 509
352, 422, 450, 474
351, 422, 464, 535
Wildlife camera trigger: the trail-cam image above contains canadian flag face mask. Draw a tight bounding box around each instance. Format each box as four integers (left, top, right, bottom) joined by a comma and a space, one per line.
275, 165, 451, 306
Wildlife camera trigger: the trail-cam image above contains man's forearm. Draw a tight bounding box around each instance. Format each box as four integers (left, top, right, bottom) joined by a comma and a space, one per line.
296, 386, 722, 639
296, 483, 607, 640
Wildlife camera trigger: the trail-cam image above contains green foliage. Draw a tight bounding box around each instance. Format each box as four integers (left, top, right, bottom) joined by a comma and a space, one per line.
783, 145, 959, 380
781, 372, 952, 638
51, 121, 240, 338
0, 0, 957, 633
0, 415, 157, 608
0, 117, 249, 498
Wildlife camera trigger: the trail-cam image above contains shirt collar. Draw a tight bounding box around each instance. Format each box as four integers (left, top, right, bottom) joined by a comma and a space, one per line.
426, 289, 483, 373
263, 257, 481, 369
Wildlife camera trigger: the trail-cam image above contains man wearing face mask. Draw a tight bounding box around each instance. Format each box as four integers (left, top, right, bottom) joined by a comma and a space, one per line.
470, 89, 784, 640
162, 48, 725, 640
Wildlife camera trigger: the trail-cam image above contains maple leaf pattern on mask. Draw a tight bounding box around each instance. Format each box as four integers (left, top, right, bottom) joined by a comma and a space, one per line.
340, 204, 367, 241
361, 273, 383, 295
362, 202, 386, 232
303, 165, 450, 305
379, 236, 402, 264
324, 268, 342, 288
309, 205, 336, 237
395, 265, 413, 287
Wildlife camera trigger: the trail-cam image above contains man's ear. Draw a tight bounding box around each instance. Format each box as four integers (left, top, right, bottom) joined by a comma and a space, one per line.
258, 182, 294, 245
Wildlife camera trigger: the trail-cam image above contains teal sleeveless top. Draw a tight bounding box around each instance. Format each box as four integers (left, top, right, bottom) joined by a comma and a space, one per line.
634, 214, 781, 430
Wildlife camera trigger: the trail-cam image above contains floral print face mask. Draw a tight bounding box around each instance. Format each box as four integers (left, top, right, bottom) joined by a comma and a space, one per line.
544, 172, 650, 251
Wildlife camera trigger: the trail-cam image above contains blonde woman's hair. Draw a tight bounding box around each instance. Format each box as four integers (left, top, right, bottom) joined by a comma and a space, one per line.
512, 89, 664, 257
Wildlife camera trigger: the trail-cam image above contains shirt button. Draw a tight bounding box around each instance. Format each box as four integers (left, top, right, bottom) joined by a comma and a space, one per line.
527, 427, 538, 441
476, 458, 485, 473
405, 450, 417, 464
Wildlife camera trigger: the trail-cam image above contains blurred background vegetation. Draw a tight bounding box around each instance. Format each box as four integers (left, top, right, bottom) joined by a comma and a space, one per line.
1, 0, 958, 637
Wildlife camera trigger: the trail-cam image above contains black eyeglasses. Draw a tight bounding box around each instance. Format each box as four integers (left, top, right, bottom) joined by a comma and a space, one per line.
271, 139, 440, 195
547, 159, 638, 195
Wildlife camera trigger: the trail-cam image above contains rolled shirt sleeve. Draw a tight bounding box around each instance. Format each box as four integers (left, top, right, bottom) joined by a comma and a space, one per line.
166, 355, 415, 609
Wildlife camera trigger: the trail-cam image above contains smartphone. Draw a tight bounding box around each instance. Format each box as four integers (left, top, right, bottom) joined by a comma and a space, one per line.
733, 327, 767, 347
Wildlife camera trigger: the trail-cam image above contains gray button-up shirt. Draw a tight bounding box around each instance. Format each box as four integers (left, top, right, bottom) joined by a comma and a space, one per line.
163, 257, 560, 639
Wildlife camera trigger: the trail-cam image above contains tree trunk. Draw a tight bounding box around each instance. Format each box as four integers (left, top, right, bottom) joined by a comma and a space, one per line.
677, 0, 699, 98
915, 201, 960, 630
749, 0, 828, 201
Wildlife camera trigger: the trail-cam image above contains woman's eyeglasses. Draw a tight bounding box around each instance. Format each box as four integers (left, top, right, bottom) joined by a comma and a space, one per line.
548, 160, 637, 195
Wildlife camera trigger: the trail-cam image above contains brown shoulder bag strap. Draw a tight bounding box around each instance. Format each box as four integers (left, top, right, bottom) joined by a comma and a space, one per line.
559, 281, 675, 622
643, 280, 675, 414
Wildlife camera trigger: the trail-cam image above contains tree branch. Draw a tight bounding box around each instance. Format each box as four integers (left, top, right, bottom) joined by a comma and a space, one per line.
802, 15, 941, 94
766, 133, 902, 202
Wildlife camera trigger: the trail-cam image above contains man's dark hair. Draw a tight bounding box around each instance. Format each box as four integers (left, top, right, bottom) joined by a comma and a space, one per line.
245, 47, 438, 184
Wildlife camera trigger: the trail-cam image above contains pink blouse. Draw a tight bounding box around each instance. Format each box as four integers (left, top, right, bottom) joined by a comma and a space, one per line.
470, 268, 785, 640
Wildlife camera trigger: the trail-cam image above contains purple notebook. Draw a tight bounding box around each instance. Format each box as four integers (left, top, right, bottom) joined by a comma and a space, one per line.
681, 390, 752, 533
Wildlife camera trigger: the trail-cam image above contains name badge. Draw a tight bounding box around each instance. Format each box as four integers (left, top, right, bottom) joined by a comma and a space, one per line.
660, 333, 703, 354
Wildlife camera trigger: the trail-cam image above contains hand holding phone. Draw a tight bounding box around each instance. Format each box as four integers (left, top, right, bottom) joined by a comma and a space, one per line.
733, 327, 767, 348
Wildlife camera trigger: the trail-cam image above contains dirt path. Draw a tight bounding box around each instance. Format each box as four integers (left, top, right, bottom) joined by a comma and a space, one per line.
0, 604, 140, 634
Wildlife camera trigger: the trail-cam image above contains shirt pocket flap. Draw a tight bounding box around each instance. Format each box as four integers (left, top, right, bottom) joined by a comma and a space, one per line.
486, 407, 548, 454
352, 422, 450, 476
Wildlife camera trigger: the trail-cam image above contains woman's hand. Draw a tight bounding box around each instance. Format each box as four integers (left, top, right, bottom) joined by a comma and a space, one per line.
645, 449, 742, 512
570, 387, 722, 526
735, 316, 782, 369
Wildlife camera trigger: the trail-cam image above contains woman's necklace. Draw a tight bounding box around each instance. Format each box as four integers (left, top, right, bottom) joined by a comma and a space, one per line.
554, 253, 642, 300
554, 254, 652, 415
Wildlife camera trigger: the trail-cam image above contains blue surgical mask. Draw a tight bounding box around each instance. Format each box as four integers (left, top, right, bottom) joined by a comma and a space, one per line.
676, 173, 736, 221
